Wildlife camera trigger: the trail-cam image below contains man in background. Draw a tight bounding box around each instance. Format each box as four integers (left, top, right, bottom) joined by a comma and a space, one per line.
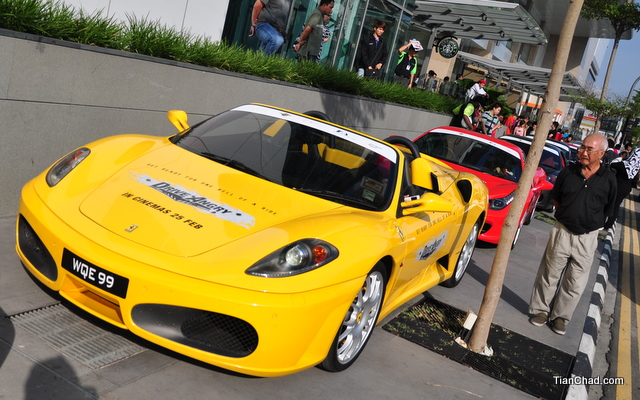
250, 0, 288, 55
294, 0, 335, 61
601, 138, 618, 168
465, 79, 487, 102
439, 76, 456, 97
357, 20, 388, 78
480, 102, 502, 136
547, 121, 560, 139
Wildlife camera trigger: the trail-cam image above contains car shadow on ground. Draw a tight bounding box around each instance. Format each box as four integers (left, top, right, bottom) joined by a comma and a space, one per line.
464, 261, 530, 316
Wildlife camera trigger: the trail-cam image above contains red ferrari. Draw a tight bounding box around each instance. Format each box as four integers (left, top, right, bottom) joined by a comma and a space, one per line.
413, 127, 552, 247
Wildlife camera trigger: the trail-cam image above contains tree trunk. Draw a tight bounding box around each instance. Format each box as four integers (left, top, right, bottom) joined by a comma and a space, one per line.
467, 0, 586, 354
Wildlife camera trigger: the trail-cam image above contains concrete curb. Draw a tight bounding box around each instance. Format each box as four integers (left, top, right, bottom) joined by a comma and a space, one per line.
565, 225, 615, 399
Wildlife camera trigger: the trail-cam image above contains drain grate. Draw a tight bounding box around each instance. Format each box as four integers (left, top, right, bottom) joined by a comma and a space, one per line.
8, 303, 146, 369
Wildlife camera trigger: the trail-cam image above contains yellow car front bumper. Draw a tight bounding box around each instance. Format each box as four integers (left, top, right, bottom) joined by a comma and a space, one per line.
16, 181, 364, 377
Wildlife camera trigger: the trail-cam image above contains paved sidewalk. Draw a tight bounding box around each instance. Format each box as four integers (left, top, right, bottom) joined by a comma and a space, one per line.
0, 214, 610, 400
589, 193, 640, 399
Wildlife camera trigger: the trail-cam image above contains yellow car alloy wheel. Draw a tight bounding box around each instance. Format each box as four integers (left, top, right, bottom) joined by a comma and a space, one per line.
320, 263, 387, 372
441, 221, 480, 288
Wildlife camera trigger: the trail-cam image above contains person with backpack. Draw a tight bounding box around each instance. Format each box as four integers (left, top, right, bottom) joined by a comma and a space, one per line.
394, 40, 420, 88
601, 138, 618, 168
450, 96, 485, 130
604, 147, 640, 230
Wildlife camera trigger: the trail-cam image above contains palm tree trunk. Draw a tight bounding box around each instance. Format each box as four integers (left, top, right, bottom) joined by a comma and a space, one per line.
593, 36, 621, 135
467, 0, 586, 354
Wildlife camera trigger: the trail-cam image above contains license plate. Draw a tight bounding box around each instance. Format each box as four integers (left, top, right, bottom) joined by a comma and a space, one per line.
62, 249, 129, 298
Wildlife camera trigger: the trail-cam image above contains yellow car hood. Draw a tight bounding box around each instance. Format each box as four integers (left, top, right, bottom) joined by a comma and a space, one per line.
79, 147, 341, 257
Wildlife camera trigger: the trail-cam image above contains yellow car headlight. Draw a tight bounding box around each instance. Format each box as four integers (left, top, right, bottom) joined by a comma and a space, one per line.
246, 239, 339, 278
46, 147, 91, 187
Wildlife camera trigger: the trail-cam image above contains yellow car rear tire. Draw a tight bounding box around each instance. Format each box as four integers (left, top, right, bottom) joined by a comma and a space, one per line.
440, 221, 479, 288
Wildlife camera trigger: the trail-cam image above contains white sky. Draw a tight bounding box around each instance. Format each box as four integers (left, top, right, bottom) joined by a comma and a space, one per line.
596, 35, 640, 99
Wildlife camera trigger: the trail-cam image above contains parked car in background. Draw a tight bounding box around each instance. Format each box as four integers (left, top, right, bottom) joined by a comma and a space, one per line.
414, 127, 552, 247
565, 142, 580, 162
500, 135, 566, 212
15, 103, 489, 377
545, 138, 573, 163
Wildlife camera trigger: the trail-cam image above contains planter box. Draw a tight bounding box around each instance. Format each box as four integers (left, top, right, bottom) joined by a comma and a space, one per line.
0, 29, 450, 217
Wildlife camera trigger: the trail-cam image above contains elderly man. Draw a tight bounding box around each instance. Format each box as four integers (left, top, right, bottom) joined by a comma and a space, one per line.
528, 134, 617, 335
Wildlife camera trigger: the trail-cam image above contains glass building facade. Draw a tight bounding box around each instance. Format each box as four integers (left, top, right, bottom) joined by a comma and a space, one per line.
222, 0, 436, 82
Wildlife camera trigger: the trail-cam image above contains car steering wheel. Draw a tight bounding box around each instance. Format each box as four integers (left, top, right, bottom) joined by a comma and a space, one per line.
383, 136, 421, 159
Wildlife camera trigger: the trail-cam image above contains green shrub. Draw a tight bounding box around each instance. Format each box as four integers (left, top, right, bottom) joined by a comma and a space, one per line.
0, 0, 461, 114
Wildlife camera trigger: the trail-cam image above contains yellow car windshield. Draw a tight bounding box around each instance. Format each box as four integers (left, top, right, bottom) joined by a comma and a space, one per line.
173, 106, 398, 211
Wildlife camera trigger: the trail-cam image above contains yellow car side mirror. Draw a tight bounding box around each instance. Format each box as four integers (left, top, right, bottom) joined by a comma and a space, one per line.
410, 157, 436, 191
167, 110, 190, 132
401, 193, 453, 216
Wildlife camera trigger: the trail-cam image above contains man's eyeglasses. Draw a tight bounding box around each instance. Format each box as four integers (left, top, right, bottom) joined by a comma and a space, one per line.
577, 146, 602, 154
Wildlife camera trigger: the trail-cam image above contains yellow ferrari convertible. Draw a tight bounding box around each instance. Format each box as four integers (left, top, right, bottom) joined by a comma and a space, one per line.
16, 104, 487, 377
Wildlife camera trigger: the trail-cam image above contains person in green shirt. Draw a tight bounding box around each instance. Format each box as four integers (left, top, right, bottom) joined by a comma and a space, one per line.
393, 41, 420, 88
294, 0, 335, 61
451, 96, 485, 130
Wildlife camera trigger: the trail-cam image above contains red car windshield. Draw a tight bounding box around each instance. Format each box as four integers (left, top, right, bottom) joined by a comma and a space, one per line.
415, 131, 522, 182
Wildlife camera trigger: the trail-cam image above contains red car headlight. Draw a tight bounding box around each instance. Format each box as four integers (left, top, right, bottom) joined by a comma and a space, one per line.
246, 239, 339, 278
489, 191, 514, 211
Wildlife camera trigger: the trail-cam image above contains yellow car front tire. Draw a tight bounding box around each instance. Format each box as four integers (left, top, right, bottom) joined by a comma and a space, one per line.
440, 221, 480, 288
319, 262, 387, 372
